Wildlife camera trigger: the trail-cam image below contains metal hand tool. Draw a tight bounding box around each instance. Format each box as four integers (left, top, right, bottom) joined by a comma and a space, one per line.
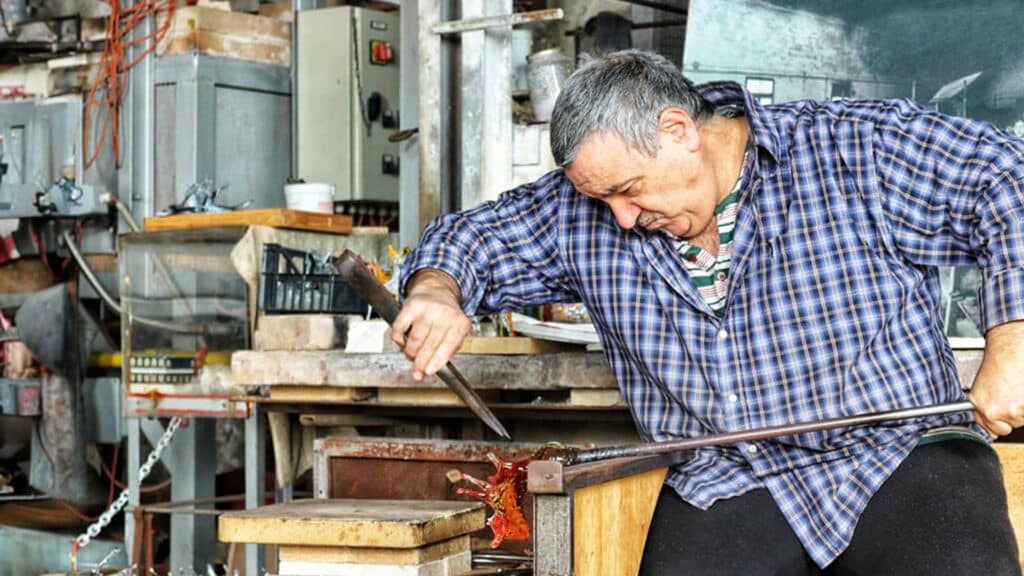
559, 400, 975, 465
335, 250, 511, 439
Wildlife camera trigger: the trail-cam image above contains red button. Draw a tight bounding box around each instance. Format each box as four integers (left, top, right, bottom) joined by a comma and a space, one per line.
373, 41, 393, 64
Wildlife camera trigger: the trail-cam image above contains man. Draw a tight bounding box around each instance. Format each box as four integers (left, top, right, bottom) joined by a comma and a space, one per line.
394, 50, 1024, 574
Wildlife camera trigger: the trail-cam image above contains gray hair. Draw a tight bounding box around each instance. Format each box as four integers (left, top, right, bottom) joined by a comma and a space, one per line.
550, 50, 714, 167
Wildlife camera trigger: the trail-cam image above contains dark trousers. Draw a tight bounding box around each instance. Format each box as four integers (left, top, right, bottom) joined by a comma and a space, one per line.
639, 440, 1021, 575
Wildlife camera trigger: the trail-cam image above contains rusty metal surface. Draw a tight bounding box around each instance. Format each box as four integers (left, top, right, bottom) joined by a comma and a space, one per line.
528, 453, 688, 495
318, 436, 541, 463
318, 437, 545, 551
29, 372, 105, 505
563, 453, 689, 493
526, 459, 565, 494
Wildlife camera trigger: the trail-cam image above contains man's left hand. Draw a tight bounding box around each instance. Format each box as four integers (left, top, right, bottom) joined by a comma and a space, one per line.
968, 320, 1024, 437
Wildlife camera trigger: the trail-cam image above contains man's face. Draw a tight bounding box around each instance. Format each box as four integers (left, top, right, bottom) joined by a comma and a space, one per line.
564, 118, 720, 239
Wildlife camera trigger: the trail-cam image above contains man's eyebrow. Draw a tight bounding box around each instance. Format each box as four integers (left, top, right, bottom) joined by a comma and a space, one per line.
603, 177, 638, 195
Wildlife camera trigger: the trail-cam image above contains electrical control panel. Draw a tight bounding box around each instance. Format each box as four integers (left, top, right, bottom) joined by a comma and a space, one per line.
297, 6, 401, 204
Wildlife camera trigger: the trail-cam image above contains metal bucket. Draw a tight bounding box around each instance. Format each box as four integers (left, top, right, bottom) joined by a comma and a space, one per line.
526, 48, 572, 122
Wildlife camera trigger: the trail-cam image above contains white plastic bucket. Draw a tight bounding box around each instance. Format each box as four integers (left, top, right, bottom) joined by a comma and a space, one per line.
284, 183, 335, 214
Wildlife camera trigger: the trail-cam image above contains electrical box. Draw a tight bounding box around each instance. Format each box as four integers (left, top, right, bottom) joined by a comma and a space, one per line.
297, 6, 400, 204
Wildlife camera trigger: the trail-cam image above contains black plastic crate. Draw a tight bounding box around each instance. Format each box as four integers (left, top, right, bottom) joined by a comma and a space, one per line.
259, 244, 369, 314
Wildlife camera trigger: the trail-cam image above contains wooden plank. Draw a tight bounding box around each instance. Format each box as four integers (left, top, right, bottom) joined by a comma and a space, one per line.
376, 388, 500, 406
569, 389, 625, 407
277, 535, 469, 565
164, 31, 290, 67
269, 386, 371, 402
144, 209, 353, 234
231, 351, 616, 390
157, 6, 291, 66
218, 499, 485, 548
258, 1, 294, 22
573, 468, 666, 576
278, 551, 470, 576
458, 337, 583, 355
994, 442, 1024, 570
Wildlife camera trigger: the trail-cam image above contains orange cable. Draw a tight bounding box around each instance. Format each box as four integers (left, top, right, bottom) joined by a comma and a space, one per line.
83, 0, 175, 170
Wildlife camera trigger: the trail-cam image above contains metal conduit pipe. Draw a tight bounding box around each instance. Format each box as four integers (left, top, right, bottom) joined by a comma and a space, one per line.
99, 193, 142, 233
61, 230, 235, 336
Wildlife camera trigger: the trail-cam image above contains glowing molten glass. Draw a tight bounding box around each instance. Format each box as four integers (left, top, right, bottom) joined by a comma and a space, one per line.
448, 445, 567, 548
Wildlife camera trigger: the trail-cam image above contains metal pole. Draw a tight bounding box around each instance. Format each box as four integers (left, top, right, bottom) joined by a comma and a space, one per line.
565, 401, 975, 465
244, 404, 266, 576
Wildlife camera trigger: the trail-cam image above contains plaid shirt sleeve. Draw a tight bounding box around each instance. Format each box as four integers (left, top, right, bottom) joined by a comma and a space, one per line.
870, 101, 1024, 330
400, 170, 580, 314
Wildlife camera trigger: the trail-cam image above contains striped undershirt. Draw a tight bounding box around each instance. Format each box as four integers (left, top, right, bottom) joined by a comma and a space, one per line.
673, 166, 745, 317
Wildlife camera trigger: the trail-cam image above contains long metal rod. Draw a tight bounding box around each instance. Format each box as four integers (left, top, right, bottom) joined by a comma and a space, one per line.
564, 401, 975, 465
432, 8, 563, 35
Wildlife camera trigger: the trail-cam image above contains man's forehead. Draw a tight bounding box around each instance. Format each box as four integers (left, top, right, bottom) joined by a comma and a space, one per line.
568, 138, 633, 190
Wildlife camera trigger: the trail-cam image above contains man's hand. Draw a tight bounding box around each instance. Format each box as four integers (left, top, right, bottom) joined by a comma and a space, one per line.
392, 269, 471, 381
968, 320, 1024, 437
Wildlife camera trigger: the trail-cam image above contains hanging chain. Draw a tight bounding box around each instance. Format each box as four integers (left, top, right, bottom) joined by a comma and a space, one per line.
70, 416, 184, 569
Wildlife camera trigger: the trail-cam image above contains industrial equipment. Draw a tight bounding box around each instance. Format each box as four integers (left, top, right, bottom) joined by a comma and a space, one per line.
0, 97, 115, 218
296, 6, 401, 204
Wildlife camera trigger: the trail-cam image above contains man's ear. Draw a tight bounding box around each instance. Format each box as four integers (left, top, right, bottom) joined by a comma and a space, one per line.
659, 107, 700, 152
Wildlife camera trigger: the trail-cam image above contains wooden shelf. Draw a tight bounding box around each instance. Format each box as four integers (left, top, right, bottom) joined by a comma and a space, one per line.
144, 208, 353, 234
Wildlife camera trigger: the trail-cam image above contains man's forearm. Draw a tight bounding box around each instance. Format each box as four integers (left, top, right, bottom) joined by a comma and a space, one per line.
406, 268, 462, 304
984, 319, 1024, 359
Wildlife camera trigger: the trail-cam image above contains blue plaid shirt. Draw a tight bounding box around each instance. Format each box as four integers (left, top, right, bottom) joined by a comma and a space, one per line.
402, 83, 1024, 566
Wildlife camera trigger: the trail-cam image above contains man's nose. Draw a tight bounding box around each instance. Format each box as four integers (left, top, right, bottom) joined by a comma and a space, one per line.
607, 198, 640, 229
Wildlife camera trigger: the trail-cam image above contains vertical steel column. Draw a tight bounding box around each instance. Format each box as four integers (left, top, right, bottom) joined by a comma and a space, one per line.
479, 1, 513, 206
126, 0, 155, 225
398, 0, 420, 248
533, 493, 574, 576
124, 418, 141, 559
417, 0, 444, 234
461, 0, 513, 208
168, 418, 217, 573
244, 404, 266, 576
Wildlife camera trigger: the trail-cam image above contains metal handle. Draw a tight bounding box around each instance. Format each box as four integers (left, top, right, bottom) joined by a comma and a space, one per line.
334, 250, 511, 439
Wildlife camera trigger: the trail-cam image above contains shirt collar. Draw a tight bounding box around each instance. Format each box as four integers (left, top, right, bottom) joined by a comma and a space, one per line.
697, 81, 783, 163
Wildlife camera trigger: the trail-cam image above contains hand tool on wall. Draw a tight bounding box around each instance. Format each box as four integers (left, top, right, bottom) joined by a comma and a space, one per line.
557, 400, 975, 465
335, 250, 511, 440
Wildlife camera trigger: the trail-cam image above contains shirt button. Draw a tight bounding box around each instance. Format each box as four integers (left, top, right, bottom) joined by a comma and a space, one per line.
717, 271, 727, 281
717, 329, 729, 340
728, 393, 739, 403
746, 444, 758, 454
